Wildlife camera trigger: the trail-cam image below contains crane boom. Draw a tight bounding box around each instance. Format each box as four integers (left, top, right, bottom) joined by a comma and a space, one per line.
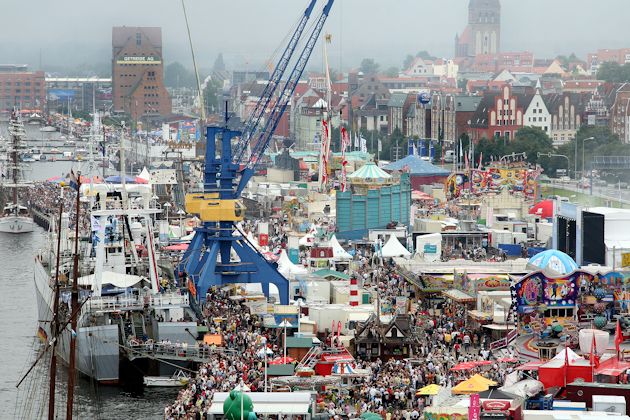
236, 0, 335, 195
233, 0, 318, 163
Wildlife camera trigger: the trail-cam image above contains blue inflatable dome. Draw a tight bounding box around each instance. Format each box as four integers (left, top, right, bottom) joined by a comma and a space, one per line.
528, 249, 578, 275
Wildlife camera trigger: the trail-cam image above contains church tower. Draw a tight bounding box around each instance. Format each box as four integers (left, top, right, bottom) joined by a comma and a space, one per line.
469, 0, 501, 55
455, 0, 501, 58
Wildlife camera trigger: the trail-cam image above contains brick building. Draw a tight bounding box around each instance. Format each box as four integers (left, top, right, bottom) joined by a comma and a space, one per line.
0, 65, 46, 112
112, 26, 171, 121
469, 85, 531, 141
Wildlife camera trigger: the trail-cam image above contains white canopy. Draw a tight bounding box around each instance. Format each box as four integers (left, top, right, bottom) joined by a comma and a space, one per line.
381, 235, 411, 258
138, 167, 151, 183
329, 235, 352, 260
277, 249, 308, 277
78, 271, 144, 288
299, 234, 315, 247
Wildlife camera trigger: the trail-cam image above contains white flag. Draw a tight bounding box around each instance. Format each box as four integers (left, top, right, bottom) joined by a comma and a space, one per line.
354, 133, 359, 148
378, 139, 382, 152
361, 137, 368, 153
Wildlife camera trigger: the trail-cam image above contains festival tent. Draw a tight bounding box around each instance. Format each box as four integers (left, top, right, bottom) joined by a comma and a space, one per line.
277, 250, 308, 278
529, 199, 553, 218
380, 235, 412, 258
416, 384, 442, 396
329, 234, 352, 260
500, 380, 544, 398
452, 374, 497, 395
537, 348, 592, 389
298, 234, 315, 247
331, 362, 356, 375
348, 162, 392, 184
137, 167, 152, 183
527, 249, 578, 275
383, 154, 450, 188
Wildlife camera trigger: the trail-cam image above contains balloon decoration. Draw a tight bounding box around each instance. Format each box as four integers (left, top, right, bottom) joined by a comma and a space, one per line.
223, 390, 256, 420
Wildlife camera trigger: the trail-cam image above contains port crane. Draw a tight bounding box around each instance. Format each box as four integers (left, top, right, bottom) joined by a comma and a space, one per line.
180, 0, 335, 304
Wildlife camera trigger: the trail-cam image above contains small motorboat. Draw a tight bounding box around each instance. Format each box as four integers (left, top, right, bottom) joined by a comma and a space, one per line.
143, 370, 190, 387
40, 126, 57, 132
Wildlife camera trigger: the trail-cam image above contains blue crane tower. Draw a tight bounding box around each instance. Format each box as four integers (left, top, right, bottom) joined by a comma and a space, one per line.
180, 0, 335, 304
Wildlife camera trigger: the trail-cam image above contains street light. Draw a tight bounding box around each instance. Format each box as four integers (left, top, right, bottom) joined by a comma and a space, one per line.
538, 152, 570, 179
582, 137, 595, 179
177, 208, 186, 238
278, 319, 292, 363
163, 202, 171, 225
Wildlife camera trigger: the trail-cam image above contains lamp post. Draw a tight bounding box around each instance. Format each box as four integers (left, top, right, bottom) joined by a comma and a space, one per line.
279, 319, 292, 363
581, 137, 595, 180
538, 152, 570, 179
177, 208, 186, 238
163, 202, 171, 225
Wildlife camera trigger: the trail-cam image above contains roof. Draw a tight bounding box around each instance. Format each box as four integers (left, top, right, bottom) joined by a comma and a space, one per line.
265, 364, 296, 376
543, 92, 588, 114
285, 336, 316, 348
443, 289, 475, 303
478, 388, 520, 400
383, 155, 450, 176
313, 269, 350, 280
112, 26, 162, 48
454, 95, 483, 112
348, 162, 392, 181
470, 93, 495, 128
387, 92, 408, 108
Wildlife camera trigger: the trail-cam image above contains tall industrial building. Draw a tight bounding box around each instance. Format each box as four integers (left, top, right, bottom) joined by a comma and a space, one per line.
455, 0, 501, 58
112, 26, 171, 121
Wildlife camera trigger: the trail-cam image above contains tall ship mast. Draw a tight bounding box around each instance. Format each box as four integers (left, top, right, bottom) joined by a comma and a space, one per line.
0, 109, 34, 233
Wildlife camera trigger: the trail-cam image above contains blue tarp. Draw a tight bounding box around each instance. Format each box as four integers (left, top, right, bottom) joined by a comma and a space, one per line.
383, 155, 450, 176
498, 244, 522, 256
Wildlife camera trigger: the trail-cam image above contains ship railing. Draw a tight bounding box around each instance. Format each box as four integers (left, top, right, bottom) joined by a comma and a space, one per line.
125, 342, 236, 361
87, 292, 190, 312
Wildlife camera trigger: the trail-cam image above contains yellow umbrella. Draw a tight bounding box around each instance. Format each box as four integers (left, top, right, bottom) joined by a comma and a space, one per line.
452, 374, 497, 395
416, 384, 442, 396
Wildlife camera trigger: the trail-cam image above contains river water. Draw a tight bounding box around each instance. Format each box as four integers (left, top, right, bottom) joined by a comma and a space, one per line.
0, 123, 176, 419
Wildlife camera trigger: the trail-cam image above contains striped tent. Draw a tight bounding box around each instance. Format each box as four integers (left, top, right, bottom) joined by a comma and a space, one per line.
348, 162, 392, 185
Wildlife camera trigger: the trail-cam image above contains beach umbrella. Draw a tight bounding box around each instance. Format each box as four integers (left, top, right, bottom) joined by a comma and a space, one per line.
450, 362, 476, 371
416, 384, 442, 396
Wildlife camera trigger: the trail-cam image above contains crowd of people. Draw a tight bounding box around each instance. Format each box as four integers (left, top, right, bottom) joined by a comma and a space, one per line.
165, 255, 517, 419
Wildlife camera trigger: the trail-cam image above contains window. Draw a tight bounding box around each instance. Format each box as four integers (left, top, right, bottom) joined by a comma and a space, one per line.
505, 131, 511, 140
136, 32, 142, 46
494, 131, 501, 138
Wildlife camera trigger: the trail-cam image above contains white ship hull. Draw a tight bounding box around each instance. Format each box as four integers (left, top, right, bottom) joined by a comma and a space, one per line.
0, 216, 34, 233
33, 260, 120, 383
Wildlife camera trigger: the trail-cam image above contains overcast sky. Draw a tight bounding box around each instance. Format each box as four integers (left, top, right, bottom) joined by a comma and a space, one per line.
1, 0, 629, 73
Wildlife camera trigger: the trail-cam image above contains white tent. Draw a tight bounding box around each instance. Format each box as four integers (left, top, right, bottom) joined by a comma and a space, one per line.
552, 347, 581, 363
138, 167, 151, 183
381, 235, 411, 258
299, 234, 315, 247
277, 249, 308, 278
329, 235, 352, 260
246, 231, 261, 250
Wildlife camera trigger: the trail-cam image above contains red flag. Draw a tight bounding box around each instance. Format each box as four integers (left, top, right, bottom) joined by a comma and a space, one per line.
590, 330, 599, 367
616, 319, 623, 355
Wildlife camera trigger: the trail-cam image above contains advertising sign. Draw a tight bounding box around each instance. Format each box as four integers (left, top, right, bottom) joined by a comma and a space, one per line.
468, 394, 480, 420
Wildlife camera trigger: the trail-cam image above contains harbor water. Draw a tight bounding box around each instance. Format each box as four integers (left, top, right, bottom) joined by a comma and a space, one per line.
0, 123, 177, 419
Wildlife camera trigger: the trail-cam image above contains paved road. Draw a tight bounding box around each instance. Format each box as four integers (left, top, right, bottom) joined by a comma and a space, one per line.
545, 179, 630, 206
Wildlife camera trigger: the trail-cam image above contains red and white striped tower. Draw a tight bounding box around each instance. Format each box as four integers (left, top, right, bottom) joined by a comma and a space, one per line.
349, 277, 359, 306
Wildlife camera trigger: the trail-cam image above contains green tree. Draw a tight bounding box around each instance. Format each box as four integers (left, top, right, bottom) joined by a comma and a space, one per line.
384, 66, 399, 77
359, 58, 380, 75
507, 127, 554, 170
203, 78, 222, 115
415, 50, 437, 60
597, 61, 630, 83
558, 125, 628, 178
165, 62, 196, 88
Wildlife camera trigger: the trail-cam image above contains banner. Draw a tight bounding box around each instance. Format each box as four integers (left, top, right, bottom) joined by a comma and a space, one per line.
469, 394, 480, 420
